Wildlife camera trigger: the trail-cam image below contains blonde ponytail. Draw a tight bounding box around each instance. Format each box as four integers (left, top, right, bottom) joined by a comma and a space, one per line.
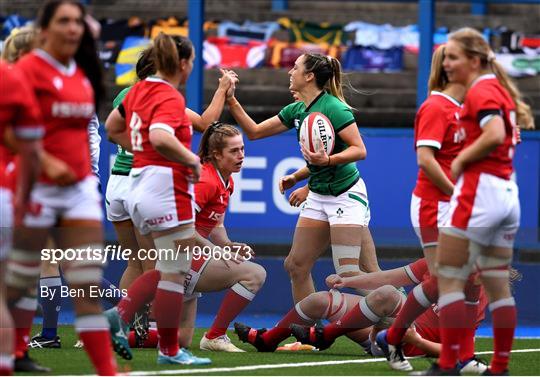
427, 44, 448, 93
491, 61, 535, 129
449, 27, 534, 129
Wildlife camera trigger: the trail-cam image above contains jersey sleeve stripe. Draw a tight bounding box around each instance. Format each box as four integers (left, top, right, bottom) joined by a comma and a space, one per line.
13, 126, 45, 139
479, 114, 499, 128
149, 123, 175, 135
193, 201, 201, 213
416, 140, 442, 149
335, 118, 356, 132
404, 265, 421, 284
277, 113, 286, 126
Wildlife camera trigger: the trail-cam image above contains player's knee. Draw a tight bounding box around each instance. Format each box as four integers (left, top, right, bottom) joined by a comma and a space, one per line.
284, 255, 310, 279
367, 285, 399, 316
301, 292, 329, 318
240, 262, 266, 292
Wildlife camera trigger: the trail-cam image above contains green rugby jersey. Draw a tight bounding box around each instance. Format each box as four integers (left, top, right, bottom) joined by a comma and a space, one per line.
110, 86, 133, 175
278, 91, 360, 196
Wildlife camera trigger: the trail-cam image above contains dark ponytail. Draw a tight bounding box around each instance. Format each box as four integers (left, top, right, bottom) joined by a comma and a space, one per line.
136, 46, 156, 80
76, 21, 104, 110
153, 32, 193, 77
37, 0, 104, 110
302, 53, 350, 107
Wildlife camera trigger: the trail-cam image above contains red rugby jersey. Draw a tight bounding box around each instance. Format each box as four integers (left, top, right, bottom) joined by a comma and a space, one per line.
194, 163, 234, 238
458, 74, 518, 180
413, 91, 463, 201
16, 49, 94, 184
0, 62, 43, 190
121, 77, 192, 173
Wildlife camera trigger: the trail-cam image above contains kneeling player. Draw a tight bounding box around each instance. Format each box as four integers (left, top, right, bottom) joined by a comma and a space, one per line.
107, 124, 266, 358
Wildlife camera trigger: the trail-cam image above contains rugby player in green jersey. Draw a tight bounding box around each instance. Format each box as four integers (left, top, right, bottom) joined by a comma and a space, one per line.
226, 53, 380, 304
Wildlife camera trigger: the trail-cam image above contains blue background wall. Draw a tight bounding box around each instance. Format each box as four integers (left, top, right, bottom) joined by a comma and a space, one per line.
98, 127, 540, 249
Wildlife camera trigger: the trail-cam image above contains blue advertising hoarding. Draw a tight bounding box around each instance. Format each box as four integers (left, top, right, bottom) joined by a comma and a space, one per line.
98, 128, 540, 249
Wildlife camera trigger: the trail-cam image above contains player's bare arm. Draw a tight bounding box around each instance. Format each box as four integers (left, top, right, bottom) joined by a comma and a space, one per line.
326, 267, 414, 290
417, 146, 454, 196
105, 108, 131, 151
451, 116, 506, 178
226, 98, 288, 140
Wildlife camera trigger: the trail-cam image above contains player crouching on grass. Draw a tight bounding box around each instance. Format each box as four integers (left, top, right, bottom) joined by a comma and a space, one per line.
105, 123, 266, 358
234, 258, 489, 375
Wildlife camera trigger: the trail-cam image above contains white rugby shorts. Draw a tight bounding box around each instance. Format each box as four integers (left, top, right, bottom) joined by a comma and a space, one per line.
127, 165, 195, 235
441, 171, 520, 248
410, 194, 450, 248
300, 178, 371, 226
105, 174, 130, 222
23, 175, 103, 228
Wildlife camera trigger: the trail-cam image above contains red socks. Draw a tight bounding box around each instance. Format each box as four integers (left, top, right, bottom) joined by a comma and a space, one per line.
323, 299, 379, 341
459, 282, 482, 362
387, 276, 438, 345
154, 281, 184, 356
206, 283, 255, 339
10, 296, 37, 359
117, 270, 160, 324
75, 315, 117, 376
438, 292, 466, 370
490, 297, 516, 374
261, 304, 314, 347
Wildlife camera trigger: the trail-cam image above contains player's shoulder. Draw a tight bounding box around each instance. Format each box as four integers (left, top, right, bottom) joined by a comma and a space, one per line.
199, 163, 219, 185
281, 100, 304, 115
0, 61, 19, 84
421, 93, 450, 111
14, 51, 38, 72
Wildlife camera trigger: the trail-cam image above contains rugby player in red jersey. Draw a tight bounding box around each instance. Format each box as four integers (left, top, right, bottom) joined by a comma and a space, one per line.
423, 27, 534, 376
375, 45, 487, 374
121, 123, 266, 353
7, 1, 117, 374
0, 61, 43, 376
105, 32, 212, 366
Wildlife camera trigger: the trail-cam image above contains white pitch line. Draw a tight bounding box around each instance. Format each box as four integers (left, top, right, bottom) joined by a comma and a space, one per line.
129, 348, 540, 376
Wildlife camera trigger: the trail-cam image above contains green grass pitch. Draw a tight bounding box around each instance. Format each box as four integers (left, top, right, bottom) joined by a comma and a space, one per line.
22, 326, 540, 375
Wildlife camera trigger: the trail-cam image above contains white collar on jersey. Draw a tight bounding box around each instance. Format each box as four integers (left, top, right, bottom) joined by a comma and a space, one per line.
470, 73, 497, 88
34, 49, 76, 77
430, 91, 461, 107
214, 165, 230, 190
145, 76, 175, 88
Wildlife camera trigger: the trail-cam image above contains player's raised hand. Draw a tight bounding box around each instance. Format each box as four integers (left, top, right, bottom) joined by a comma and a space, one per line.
219, 69, 239, 99
279, 174, 297, 194
326, 274, 345, 289
288, 185, 308, 207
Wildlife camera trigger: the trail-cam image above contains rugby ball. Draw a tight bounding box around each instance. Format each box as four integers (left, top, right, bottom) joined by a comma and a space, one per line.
300, 112, 335, 155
